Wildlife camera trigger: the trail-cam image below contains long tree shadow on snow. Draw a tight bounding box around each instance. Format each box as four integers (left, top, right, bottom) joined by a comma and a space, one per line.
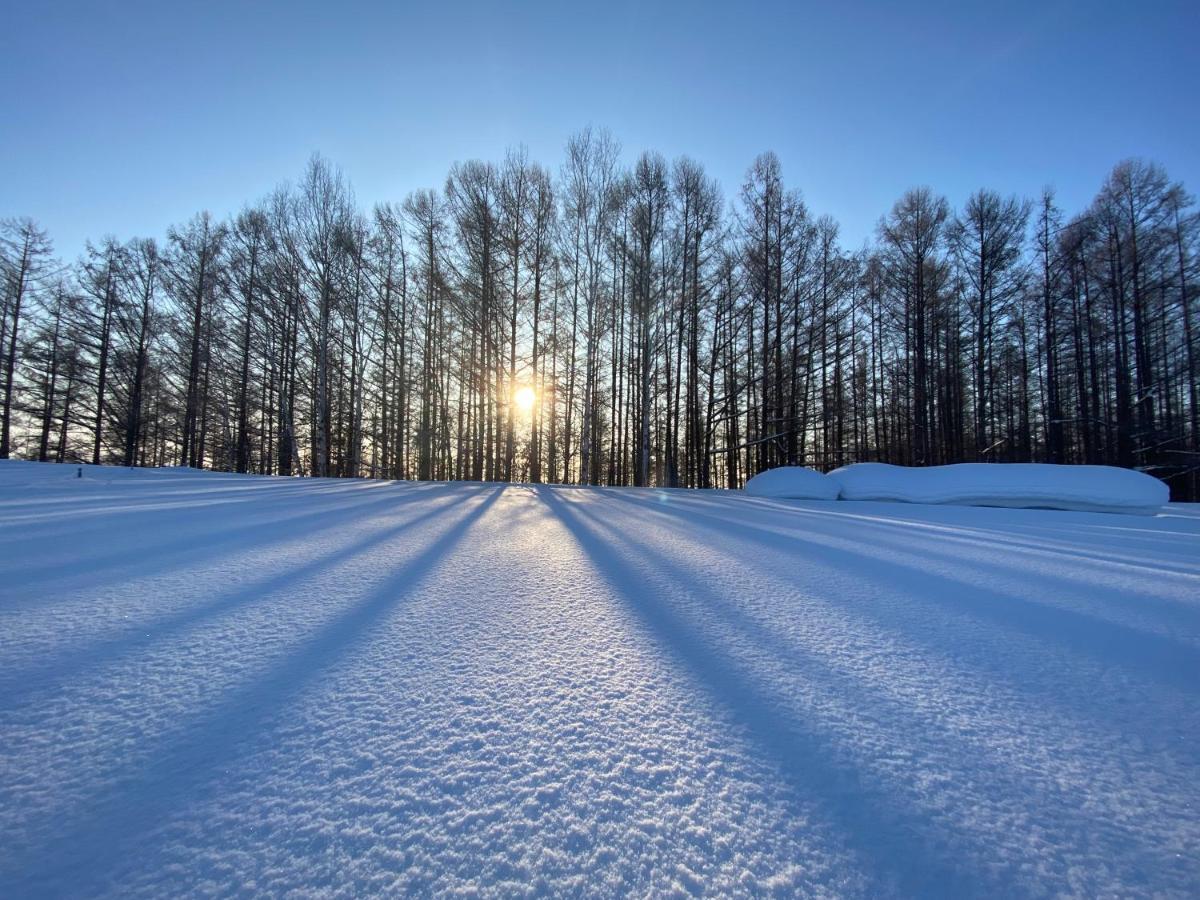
775, 504, 1200, 629
0, 485, 504, 897
733, 494, 1200, 582
585, 489, 1200, 893
567, 491, 1200, 894
1, 481, 445, 597
0, 470, 336, 527
689, 491, 1200, 572
601, 490, 1200, 697
538, 485, 981, 899
0, 488, 470, 706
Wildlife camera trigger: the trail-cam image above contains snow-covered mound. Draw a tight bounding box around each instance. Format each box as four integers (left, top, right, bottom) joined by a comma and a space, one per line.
828, 462, 1169, 513
744, 465, 840, 500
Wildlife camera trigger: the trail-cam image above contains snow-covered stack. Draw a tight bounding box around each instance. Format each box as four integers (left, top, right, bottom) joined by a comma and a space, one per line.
827, 462, 1169, 514
744, 465, 841, 500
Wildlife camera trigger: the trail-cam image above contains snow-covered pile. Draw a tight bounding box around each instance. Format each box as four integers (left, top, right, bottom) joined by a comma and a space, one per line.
744, 465, 840, 500
828, 462, 1170, 514
1, 460, 1198, 897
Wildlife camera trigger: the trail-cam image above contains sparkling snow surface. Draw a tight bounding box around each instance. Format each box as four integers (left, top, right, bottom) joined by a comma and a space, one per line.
1, 461, 1198, 898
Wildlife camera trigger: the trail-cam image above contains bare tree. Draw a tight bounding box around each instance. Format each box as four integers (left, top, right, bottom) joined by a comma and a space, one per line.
0, 218, 53, 458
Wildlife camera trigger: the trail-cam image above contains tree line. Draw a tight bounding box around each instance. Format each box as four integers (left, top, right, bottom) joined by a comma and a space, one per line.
2, 131, 1197, 498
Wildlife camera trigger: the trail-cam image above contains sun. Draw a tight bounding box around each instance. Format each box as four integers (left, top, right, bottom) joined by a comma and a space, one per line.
514, 386, 536, 413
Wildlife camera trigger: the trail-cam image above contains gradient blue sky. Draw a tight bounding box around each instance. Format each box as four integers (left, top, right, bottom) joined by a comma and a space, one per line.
2, 0, 1197, 260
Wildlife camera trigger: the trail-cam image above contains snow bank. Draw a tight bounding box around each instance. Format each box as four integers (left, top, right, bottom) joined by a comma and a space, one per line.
744, 466, 841, 500
828, 462, 1169, 513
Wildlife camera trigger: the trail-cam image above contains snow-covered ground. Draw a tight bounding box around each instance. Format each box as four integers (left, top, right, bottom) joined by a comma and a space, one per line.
1, 461, 1198, 898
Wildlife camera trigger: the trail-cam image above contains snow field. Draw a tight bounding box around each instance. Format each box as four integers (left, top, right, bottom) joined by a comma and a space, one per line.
1, 460, 1198, 897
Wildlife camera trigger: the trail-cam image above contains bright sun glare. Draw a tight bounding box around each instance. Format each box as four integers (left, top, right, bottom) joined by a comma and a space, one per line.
514, 386, 536, 413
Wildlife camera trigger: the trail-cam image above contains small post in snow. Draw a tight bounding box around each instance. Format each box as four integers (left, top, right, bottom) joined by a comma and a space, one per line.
77, 467, 82, 479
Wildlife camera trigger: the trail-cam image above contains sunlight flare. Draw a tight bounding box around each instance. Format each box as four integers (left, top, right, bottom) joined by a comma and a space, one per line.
514, 386, 536, 413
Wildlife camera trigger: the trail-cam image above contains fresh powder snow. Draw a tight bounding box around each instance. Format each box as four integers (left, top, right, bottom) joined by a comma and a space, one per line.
1, 460, 1198, 897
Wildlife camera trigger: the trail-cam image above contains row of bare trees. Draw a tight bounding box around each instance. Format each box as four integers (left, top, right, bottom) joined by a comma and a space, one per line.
2, 136, 1197, 497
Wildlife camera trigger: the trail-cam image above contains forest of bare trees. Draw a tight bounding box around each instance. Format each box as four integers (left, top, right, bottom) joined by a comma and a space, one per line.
2, 132, 1197, 498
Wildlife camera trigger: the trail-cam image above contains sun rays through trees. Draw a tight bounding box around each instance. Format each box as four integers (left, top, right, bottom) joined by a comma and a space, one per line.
1, 144, 1197, 497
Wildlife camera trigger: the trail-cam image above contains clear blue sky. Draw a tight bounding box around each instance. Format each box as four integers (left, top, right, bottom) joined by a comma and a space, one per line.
2, 0, 1197, 260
